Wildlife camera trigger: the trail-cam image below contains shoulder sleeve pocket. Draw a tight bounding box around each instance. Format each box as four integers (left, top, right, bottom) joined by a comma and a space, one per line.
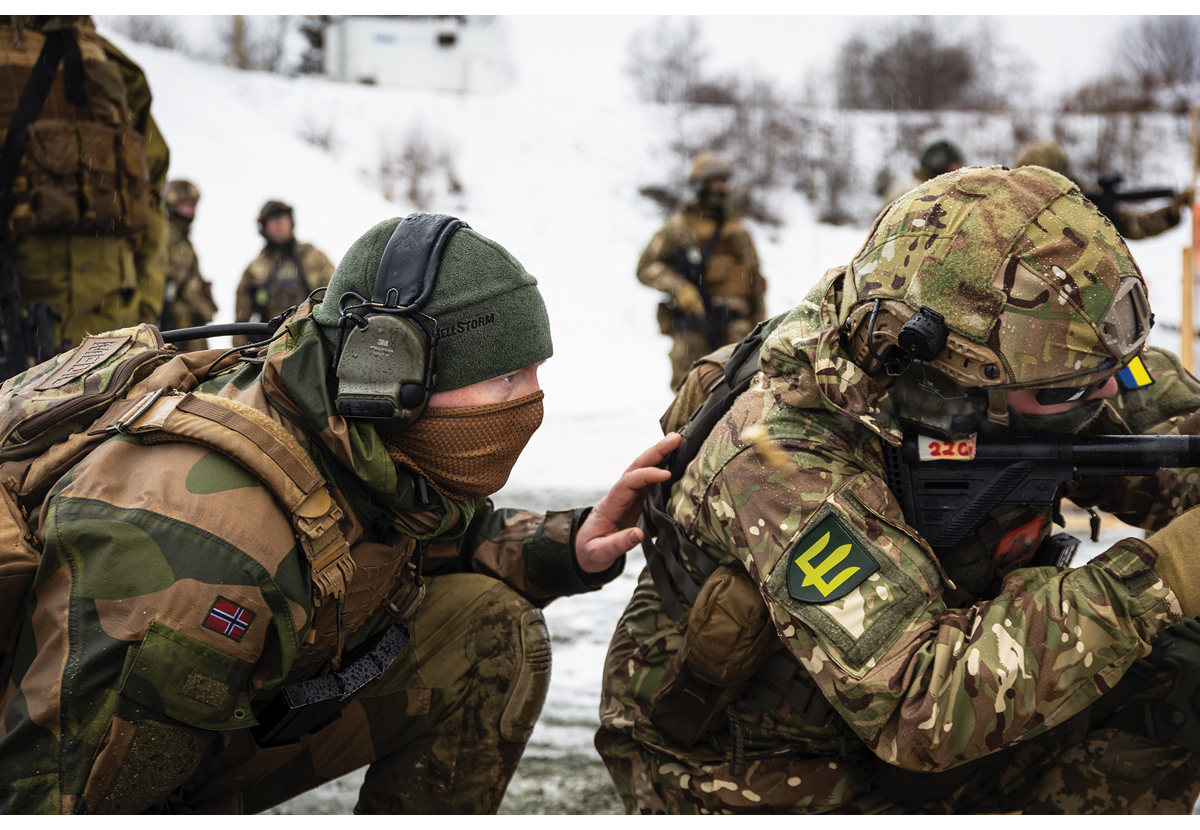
766, 472, 943, 680
119, 620, 259, 730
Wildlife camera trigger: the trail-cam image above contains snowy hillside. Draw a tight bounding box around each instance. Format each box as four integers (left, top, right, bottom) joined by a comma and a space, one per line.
97, 19, 1199, 815
103, 20, 1196, 500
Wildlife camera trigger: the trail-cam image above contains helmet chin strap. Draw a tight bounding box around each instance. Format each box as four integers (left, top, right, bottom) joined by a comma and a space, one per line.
987, 388, 1010, 427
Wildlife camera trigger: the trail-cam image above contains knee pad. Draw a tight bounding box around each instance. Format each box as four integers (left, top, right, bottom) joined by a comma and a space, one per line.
499, 607, 551, 744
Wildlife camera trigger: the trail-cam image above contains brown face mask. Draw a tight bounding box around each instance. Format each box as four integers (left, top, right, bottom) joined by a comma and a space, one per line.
379, 390, 544, 501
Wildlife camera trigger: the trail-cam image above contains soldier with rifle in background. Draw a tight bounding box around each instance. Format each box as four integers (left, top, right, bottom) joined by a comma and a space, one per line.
637, 152, 767, 390
0, 16, 169, 381
1014, 140, 1194, 240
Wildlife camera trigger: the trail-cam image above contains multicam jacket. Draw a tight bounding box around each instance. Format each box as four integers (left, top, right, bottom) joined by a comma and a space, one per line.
234, 240, 335, 345
637, 203, 766, 322
0, 304, 616, 813
161, 214, 217, 343
599, 265, 1196, 811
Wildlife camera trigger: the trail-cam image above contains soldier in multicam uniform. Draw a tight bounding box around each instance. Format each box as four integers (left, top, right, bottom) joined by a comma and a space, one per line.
0, 15, 169, 352
596, 165, 1200, 814
1014, 140, 1194, 241
233, 200, 336, 347
637, 152, 767, 390
881, 139, 964, 207
0, 214, 679, 813
160, 180, 218, 352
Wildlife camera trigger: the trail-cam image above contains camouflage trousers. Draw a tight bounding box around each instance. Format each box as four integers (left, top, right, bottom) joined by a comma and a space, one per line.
596, 670, 1200, 814
668, 316, 756, 391
183, 573, 551, 814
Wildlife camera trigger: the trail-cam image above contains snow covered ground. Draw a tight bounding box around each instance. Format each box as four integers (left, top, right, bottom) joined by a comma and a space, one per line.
94, 17, 1200, 815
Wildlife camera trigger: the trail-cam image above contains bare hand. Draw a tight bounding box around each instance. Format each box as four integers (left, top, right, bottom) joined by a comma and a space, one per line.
575, 432, 683, 574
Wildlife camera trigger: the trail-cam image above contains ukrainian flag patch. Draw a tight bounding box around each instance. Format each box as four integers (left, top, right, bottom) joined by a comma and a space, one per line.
1117, 355, 1153, 391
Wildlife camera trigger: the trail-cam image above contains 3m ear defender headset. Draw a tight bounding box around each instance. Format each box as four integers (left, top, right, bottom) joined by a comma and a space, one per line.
330, 213, 467, 426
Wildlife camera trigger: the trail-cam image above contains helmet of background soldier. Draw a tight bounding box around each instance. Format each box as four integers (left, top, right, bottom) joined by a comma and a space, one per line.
918, 140, 964, 178
257, 200, 294, 237
842, 165, 1151, 439
164, 179, 200, 216
1013, 140, 1071, 177
687, 151, 733, 191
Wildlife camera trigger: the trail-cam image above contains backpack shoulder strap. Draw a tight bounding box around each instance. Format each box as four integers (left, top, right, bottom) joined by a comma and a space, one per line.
642, 317, 774, 622
108, 389, 353, 607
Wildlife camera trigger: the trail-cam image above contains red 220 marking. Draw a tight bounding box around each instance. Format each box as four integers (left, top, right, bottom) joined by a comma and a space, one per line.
920, 436, 977, 460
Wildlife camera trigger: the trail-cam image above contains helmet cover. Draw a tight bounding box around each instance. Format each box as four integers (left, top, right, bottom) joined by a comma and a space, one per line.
846, 165, 1151, 396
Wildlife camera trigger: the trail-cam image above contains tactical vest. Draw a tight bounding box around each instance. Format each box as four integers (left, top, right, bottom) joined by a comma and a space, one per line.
640, 318, 837, 766
0, 325, 353, 685
0, 22, 152, 239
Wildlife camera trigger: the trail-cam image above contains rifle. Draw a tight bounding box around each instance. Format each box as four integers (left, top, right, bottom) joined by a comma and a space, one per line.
0, 254, 59, 382
672, 221, 731, 351
1084, 175, 1177, 228
884, 432, 1200, 563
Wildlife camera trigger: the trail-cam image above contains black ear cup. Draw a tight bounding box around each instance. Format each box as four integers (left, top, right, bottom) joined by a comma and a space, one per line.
333, 214, 468, 426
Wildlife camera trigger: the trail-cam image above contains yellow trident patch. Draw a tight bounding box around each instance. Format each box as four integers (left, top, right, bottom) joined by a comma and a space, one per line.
786, 514, 879, 603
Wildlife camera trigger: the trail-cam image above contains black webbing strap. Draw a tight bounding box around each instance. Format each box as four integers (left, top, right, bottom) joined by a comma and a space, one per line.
640, 322, 769, 622
0, 28, 85, 237
250, 621, 409, 747
742, 651, 833, 725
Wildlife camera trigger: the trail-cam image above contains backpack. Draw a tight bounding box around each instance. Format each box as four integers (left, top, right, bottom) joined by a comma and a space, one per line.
0, 324, 352, 681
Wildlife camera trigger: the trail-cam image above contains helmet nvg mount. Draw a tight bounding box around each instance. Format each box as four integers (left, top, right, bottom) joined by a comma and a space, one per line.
843, 164, 1152, 439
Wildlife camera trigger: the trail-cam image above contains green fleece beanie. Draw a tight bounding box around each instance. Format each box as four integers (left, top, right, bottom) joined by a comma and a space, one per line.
313, 216, 553, 392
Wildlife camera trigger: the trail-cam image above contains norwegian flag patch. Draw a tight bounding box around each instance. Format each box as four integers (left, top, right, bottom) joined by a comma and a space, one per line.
203, 597, 256, 641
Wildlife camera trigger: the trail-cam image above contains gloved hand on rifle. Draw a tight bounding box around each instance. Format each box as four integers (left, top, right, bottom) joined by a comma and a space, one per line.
1143, 505, 1200, 618
671, 281, 705, 318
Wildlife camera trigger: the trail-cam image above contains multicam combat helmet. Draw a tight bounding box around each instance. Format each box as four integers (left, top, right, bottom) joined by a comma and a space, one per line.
919, 140, 964, 177
257, 199, 294, 231
842, 165, 1151, 437
687, 152, 733, 189
1013, 141, 1071, 176
164, 179, 200, 214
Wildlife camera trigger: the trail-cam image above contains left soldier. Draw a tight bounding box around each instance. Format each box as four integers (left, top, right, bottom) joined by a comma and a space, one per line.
0, 212, 680, 814
161, 179, 217, 351
0, 16, 169, 358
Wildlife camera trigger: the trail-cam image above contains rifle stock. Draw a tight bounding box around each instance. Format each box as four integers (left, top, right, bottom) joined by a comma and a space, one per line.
884, 433, 1200, 557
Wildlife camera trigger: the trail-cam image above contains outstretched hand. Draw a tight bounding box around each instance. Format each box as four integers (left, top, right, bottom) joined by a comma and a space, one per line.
575, 432, 683, 574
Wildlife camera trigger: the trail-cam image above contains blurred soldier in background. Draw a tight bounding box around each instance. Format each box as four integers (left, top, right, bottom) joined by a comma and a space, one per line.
637, 152, 767, 390
1014, 140, 1194, 241
234, 200, 335, 347
0, 15, 169, 370
881, 139, 964, 206
160, 179, 217, 351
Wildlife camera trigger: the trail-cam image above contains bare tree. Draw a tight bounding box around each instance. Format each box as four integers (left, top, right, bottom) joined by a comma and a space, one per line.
625, 17, 708, 105
111, 16, 181, 50
1116, 16, 1200, 90
219, 15, 291, 73
297, 15, 335, 75
376, 125, 463, 211
835, 17, 1019, 111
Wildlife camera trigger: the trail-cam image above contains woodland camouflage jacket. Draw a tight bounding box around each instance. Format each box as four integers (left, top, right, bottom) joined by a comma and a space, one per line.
599, 265, 1197, 807
0, 305, 615, 813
